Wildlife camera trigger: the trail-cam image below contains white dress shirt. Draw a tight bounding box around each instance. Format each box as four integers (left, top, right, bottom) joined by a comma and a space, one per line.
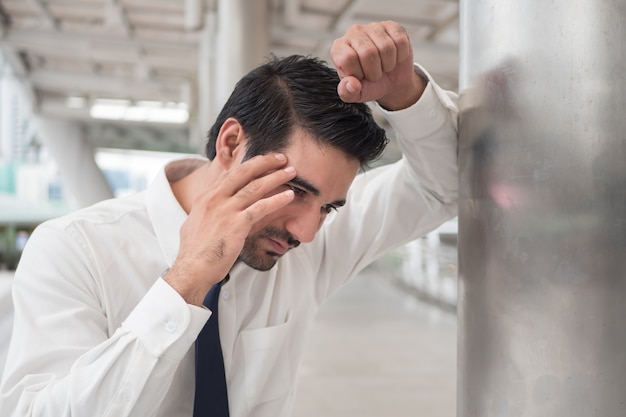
0, 71, 458, 417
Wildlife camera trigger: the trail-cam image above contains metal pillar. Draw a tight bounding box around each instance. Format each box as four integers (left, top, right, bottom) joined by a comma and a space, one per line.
35, 117, 113, 207
458, 1, 626, 416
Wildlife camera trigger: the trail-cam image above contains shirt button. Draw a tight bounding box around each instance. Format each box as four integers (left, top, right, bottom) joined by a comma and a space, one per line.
120, 390, 132, 402
222, 290, 230, 300
428, 109, 438, 120
165, 321, 177, 333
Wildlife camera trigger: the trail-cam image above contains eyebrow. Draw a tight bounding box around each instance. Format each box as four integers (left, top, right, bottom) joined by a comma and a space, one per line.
289, 176, 347, 207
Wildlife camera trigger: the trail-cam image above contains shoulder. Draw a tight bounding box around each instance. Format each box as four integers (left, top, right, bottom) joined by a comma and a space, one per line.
45, 191, 146, 229
31, 192, 149, 251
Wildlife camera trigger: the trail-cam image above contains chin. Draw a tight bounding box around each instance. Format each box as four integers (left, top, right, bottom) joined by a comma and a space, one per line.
239, 252, 279, 272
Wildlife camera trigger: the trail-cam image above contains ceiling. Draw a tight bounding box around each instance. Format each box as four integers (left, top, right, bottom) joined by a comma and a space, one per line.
0, 0, 459, 155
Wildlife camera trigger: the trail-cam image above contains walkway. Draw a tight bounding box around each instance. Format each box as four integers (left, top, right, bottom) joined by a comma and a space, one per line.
293, 269, 457, 417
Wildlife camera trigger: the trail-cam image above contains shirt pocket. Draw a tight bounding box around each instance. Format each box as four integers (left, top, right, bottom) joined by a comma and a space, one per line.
240, 312, 292, 408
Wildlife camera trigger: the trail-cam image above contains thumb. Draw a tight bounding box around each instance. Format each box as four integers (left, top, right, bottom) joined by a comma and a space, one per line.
337, 76, 362, 103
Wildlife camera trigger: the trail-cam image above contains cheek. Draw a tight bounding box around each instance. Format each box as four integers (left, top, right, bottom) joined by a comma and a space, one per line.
249, 206, 289, 233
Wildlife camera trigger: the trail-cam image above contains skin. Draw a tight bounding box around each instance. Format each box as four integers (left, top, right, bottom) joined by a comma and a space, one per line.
165, 21, 428, 307
236, 130, 358, 271
167, 118, 359, 306
331, 20, 426, 110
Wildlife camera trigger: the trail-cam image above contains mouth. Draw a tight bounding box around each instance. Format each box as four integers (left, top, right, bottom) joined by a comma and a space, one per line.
266, 238, 290, 256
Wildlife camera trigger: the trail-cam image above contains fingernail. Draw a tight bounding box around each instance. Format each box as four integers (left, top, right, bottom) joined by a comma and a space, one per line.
275, 153, 286, 161
346, 81, 356, 94
284, 166, 295, 174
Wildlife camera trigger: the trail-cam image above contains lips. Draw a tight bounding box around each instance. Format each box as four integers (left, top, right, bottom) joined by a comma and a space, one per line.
267, 238, 289, 255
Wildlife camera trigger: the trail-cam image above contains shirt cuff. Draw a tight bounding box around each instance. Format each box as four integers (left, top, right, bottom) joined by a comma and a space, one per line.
122, 278, 211, 361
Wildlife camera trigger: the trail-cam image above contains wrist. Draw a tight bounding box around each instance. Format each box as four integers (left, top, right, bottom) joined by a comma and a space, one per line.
163, 261, 216, 307
377, 69, 428, 111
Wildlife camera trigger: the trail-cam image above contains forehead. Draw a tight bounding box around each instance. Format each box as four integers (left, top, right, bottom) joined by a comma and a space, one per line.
282, 129, 360, 197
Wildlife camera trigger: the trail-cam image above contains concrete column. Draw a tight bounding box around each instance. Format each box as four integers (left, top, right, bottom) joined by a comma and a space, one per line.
458, 1, 626, 416
213, 0, 270, 112
35, 117, 113, 207
195, 11, 216, 153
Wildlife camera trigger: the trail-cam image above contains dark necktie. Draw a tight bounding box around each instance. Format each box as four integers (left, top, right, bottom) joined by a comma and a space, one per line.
193, 279, 230, 417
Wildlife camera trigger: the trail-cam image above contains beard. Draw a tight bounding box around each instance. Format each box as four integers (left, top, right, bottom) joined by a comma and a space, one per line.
238, 225, 301, 271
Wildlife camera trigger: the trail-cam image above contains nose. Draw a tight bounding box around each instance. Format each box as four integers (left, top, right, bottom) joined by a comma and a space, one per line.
285, 205, 324, 244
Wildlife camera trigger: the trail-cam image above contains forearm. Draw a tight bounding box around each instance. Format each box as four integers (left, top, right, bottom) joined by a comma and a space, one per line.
379, 67, 459, 207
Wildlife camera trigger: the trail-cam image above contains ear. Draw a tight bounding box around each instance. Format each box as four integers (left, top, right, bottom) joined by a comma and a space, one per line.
214, 117, 248, 169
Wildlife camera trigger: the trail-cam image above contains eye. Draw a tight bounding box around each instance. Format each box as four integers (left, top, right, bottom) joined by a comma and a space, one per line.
322, 204, 338, 214
286, 184, 306, 197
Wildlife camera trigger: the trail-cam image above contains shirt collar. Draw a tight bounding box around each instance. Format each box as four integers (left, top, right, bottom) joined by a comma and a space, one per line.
146, 157, 207, 268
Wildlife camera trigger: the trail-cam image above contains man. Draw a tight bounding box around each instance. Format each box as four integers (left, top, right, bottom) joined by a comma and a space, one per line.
0, 21, 458, 417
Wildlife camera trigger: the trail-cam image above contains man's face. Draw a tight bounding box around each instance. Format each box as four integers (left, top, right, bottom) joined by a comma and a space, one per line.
238, 129, 360, 271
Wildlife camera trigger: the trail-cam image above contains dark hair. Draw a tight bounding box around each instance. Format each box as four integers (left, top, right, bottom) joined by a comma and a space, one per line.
205, 55, 388, 167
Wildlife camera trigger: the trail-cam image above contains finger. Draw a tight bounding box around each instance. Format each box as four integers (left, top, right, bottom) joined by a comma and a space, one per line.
367, 22, 398, 74
381, 21, 412, 65
243, 188, 295, 224
331, 37, 365, 81
234, 164, 297, 205
347, 30, 384, 82
219, 153, 288, 196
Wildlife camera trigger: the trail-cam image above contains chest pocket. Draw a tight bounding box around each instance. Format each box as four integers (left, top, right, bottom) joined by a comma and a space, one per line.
240, 313, 292, 409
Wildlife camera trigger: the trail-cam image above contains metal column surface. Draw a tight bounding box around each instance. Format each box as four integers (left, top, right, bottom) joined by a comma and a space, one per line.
457, 1, 626, 416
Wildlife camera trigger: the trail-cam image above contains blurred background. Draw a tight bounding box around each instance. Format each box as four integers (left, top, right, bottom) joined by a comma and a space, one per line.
0, 1, 459, 416
0, 0, 460, 289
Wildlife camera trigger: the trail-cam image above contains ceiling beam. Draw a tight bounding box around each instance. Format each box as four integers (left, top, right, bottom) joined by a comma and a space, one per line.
3, 35, 197, 72
271, 26, 458, 54
5, 28, 198, 74
5, 28, 197, 51
25, 0, 58, 30
29, 69, 187, 101
284, 0, 302, 28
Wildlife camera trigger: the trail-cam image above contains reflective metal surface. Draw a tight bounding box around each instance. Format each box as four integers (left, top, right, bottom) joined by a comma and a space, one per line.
458, 1, 626, 416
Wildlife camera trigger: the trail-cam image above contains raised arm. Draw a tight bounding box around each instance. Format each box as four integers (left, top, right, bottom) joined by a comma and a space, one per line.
308, 21, 459, 300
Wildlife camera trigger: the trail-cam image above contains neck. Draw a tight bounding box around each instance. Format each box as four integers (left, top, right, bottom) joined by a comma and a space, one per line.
170, 160, 219, 214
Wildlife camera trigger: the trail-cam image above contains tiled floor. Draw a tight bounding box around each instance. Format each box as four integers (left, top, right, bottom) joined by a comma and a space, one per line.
293, 269, 457, 417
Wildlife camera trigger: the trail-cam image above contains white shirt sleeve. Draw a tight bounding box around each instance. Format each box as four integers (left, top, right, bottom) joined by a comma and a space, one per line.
0, 222, 210, 417
311, 66, 459, 300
